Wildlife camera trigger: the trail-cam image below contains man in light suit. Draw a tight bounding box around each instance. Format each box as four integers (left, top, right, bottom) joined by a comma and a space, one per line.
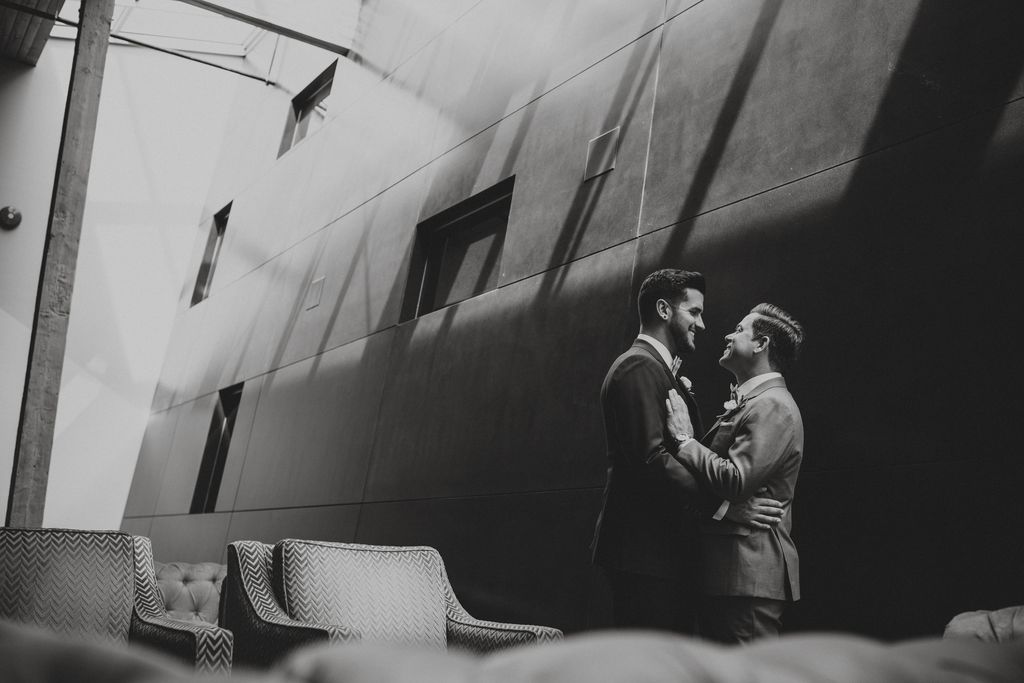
666, 302, 805, 643
591, 271, 785, 634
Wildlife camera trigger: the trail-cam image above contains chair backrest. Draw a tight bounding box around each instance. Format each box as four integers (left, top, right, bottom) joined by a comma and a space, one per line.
274, 540, 448, 650
0, 527, 135, 643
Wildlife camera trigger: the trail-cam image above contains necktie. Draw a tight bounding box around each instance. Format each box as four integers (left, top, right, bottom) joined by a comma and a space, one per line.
729, 383, 739, 402
670, 357, 682, 376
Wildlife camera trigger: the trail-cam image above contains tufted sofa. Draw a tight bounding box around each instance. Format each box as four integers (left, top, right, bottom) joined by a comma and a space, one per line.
153, 561, 226, 625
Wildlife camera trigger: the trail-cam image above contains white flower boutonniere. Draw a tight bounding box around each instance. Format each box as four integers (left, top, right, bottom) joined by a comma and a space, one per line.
679, 376, 693, 392
718, 394, 747, 418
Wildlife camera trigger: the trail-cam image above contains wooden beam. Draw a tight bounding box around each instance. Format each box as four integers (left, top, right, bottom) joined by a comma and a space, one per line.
173, 0, 353, 57
6, 0, 113, 527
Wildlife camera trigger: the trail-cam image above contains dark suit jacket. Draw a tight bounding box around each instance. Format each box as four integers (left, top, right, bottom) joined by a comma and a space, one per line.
591, 340, 716, 579
674, 377, 803, 600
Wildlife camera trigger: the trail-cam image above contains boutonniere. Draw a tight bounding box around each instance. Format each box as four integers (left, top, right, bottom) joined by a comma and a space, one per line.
679, 375, 694, 393
717, 394, 747, 418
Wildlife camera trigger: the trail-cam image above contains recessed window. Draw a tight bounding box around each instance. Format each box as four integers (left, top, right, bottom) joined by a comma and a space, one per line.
191, 202, 231, 306
190, 383, 243, 515
401, 176, 514, 321
278, 60, 337, 156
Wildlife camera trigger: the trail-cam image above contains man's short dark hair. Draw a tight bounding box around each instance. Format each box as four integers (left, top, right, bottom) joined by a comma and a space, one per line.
750, 303, 804, 374
638, 269, 705, 326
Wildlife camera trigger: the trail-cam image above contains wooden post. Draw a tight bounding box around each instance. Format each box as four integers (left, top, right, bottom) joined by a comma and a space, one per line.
6, 0, 114, 527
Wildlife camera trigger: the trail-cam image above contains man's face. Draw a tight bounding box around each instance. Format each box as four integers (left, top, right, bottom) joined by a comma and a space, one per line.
719, 312, 761, 371
665, 288, 705, 355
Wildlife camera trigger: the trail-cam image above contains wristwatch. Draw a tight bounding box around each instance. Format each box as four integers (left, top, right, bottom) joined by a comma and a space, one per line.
669, 433, 693, 450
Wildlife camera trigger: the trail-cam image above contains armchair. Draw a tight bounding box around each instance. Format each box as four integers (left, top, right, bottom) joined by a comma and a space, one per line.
221, 539, 562, 667
0, 527, 232, 673
220, 540, 356, 667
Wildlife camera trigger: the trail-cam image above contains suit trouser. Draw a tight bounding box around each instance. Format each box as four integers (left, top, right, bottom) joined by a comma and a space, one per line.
700, 595, 787, 644
606, 569, 698, 635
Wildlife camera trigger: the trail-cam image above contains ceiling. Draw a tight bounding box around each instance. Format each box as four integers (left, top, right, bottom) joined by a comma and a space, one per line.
1, 0, 361, 69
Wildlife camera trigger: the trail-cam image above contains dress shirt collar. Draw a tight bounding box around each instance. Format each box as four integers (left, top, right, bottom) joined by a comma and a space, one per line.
636, 334, 674, 370
734, 371, 782, 400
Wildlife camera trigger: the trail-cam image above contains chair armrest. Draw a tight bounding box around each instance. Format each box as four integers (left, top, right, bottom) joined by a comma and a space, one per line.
130, 611, 234, 674
447, 613, 563, 653
223, 541, 358, 667
440, 565, 562, 653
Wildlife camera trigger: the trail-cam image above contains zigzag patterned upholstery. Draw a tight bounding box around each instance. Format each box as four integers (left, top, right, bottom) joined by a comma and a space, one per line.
0, 527, 133, 644
273, 539, 563, 655
221, 540, 356, 668
130, 536, 233, 673
0, 528, 232, 673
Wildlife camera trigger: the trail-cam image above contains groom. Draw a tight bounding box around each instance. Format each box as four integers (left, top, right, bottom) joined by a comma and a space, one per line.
591, 270, 785, 634
667, 302, 805, 642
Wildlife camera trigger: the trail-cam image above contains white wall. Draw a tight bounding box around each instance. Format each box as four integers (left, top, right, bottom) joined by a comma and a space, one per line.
0, 38, 242, 528
0, 45, 72, 519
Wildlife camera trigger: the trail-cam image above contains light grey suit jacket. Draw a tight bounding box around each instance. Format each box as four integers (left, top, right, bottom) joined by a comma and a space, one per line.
674, 376, 803, 601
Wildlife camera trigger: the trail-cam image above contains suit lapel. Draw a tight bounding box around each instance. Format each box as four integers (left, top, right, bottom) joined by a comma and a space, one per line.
634, 339, 704, 436
701, 376, 787, 442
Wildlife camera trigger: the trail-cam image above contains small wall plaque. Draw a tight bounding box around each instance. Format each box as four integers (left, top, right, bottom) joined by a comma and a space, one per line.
584, 127, 620, 181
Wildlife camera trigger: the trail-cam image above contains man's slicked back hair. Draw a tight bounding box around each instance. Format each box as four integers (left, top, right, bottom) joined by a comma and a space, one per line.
750, 303, 804, 374
638, 269, 705, 326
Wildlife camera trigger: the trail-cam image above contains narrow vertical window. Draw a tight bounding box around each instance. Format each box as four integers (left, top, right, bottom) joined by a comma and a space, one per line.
278, 60, 337, 157
401, 177, 514, 321
190, 383, 243, 514
191, 202, 231, 306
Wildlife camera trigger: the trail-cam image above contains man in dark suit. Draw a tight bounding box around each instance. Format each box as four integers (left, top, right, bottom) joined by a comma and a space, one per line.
591, 270, 784, 634
666, 303, 805, 642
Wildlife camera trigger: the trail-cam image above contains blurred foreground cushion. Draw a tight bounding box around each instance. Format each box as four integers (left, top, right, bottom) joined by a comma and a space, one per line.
278, 630, 1024, 683
945, 606, 1024, 642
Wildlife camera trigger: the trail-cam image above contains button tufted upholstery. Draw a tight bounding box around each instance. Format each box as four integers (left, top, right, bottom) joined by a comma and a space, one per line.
154, 561, 226, 625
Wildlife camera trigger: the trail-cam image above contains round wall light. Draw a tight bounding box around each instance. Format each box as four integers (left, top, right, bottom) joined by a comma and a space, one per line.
1, 206, 22, 230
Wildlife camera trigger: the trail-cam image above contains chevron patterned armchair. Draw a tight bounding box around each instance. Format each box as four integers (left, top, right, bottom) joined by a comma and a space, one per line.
0, 527, 232, 673
221, 539, 562, 667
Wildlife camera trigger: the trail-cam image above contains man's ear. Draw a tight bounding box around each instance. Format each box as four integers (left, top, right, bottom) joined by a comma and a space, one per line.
656, 298, 671, 321
755, 336, 771, 354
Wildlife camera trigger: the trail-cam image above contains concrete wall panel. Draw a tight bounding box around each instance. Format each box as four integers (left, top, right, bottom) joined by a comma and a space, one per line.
123, 407, 179, 518
149, 513, 232, 564
284, 175, 425, 364
233, 330, 394, 509
226, 505, 361, 546
297, 63, 441, 234
642, 0, 1024, 234
213, 137, 320, 291
119, 516, 152, 538
153, 393, 219, 516
365, 241, 635, 501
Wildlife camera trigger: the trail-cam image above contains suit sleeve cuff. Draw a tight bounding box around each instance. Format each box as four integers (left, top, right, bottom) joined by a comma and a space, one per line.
712, 499, 730, 520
